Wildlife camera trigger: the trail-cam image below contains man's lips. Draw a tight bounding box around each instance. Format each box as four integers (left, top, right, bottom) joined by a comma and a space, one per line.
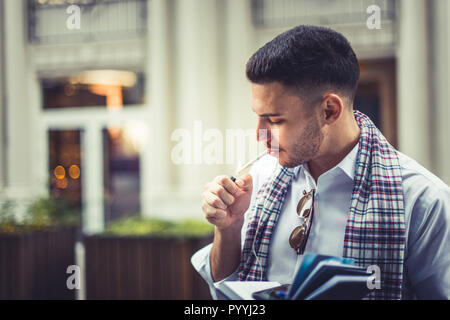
267, 145, 281, 156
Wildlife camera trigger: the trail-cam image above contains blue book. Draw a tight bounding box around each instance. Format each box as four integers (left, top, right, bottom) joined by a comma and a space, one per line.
251, 253, 370, 300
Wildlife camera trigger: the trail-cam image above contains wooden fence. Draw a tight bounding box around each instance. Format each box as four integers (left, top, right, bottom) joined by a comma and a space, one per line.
84, 235, 213, 300
0, 228, 77, 299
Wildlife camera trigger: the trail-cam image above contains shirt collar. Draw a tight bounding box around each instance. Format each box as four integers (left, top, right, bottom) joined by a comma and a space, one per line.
293, 142, 359, 181
337, 142, 359, 180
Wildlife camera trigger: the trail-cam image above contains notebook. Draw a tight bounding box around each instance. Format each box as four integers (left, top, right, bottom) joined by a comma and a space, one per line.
217, 253, 371, 300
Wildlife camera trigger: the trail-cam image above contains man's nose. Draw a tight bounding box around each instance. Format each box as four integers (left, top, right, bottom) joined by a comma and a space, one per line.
256, 119, 271, 143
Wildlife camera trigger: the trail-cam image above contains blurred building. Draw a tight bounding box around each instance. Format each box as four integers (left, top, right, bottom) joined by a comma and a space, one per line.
0, 0, 449, 233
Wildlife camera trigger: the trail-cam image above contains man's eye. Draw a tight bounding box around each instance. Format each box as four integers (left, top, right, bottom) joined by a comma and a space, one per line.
267, 119, 282, 124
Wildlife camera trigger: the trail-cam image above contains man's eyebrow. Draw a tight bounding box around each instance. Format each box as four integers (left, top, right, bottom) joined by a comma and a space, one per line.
258, 112, 283, 117
251, 108, 283, 117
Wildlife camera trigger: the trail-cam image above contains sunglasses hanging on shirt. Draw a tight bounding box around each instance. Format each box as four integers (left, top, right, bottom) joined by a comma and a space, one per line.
289, 189, 316, 255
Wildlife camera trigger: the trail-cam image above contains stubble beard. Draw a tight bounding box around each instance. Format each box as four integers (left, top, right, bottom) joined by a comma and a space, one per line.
279, 116, 323, 168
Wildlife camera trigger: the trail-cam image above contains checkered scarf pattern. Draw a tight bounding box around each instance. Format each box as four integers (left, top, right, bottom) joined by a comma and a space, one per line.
237, 110, 405, 300
237, 164, 296, 281
343, 110, 405, 300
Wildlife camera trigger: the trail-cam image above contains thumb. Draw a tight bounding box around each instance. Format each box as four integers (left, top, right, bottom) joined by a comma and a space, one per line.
236, 173, 253, 192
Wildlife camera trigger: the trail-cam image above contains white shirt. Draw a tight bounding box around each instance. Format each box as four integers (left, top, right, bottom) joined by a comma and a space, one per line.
191, 143, 450, 299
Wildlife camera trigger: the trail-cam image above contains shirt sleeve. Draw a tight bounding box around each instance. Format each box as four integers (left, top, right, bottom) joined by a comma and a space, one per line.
190, 155, 277, 299
404, 183, 450, 299
190, 243, 239, 300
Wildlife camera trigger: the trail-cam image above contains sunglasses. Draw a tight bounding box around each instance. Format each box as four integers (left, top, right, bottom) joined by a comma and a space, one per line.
289, 189, 316, 255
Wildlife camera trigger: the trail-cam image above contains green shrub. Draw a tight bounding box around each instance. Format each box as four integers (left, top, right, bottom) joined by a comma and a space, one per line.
0, 196, 81, 233
27, 196, 81, 227
0, 200, 16, 224
0, 200, 19, 233
103, 217, 214, 238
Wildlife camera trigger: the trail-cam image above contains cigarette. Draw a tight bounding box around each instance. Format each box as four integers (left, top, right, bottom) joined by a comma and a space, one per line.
230, 150, 268, 182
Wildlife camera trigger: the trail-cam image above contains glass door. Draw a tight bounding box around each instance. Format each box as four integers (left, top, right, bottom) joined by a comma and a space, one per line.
103, 128, 140, 224
40, 69, 146, 232
49, 129, 83, 211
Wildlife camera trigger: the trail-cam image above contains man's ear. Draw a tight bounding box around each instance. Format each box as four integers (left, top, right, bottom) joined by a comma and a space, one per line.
321, 93, 344, 124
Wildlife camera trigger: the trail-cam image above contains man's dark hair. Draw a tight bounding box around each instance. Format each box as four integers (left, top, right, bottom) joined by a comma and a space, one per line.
246, 25, 360, 103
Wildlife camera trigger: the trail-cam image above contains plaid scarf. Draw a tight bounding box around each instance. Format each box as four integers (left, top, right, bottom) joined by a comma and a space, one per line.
343, 111, 405, 299
237, 110, 406, 300
237, 164, 296, 282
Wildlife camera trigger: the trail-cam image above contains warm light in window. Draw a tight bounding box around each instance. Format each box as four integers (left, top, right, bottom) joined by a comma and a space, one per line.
89, 84, 123, 109
124, 121, 148, 152
56, 177, 69, 189
69, 165, 81, 179
54, 165, 66, 180
70, 70, 137, 87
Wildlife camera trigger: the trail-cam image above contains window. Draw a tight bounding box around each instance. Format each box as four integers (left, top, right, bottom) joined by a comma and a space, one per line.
41, 70, 145, 109
49, 129, 82, 210
354, 58, 397, 147
251, 0, 396, 28
103, 128, 140, 224
354, 82, 381, 129
42, 68, 147, 231
28, 0, 147, 45
251, 0, 398, 51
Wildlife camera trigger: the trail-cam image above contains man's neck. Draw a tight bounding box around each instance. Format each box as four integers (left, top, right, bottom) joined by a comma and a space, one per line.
308, 118, 360, 183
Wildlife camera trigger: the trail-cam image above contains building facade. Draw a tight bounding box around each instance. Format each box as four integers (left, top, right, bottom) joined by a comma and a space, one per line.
0, 0, 449, 233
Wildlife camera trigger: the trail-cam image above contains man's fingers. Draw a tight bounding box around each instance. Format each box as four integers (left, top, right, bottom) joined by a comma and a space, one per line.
235, 173, 253, 192
202, 201, 226, 219
206, 209, 227, 220
209, 184, 235, 206
214, 175, 240, 195
203, 191, 227, 209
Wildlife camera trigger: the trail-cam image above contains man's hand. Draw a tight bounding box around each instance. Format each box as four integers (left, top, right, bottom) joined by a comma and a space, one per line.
201, 173, 253, 281
201, 174, 253, 231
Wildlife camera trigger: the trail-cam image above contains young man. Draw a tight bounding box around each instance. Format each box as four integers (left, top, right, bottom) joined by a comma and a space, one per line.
192, 25, 450, 299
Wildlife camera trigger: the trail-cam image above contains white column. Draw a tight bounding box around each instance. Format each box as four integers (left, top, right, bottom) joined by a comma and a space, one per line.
396, 0, 432, 169
82, 123, 104, 233
141, 0, 174, 218
431, 0, 450, 185
171, 0, 224, 218
174, 0, 206, 200
0, 0, 5, 191
224, 0, 255, 130
3, 0, 34, 201
224, 0, 258, 169
28, 53, 48, 197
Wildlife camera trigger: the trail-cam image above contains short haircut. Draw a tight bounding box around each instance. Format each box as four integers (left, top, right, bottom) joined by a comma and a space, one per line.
246, 25, 360, 103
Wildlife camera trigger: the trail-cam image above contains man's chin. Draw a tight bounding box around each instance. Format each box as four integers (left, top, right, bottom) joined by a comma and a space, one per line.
277, 157, 299, 168
277, 153, 306, 168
